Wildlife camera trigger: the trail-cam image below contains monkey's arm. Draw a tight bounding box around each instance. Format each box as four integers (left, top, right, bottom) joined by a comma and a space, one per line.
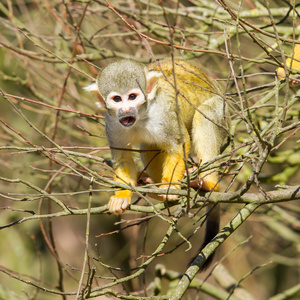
109, 149, 137, 214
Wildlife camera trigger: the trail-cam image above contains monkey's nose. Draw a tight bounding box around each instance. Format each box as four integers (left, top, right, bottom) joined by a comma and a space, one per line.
120, 107, 132, 113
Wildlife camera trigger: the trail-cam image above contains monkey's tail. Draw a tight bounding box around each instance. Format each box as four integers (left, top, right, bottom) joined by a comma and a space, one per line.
191, 204, 220, 270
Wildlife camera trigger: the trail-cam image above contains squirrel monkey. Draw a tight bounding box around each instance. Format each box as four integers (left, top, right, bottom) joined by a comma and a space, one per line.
87, 59, 229, 267
86, 59, 229, 213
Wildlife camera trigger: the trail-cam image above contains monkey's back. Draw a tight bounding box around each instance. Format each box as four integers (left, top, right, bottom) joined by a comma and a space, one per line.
148, 59, 220, 130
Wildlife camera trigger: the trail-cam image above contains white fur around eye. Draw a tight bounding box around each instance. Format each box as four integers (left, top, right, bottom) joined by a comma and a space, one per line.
106, 92, 123, 109
126, 88, 146, 106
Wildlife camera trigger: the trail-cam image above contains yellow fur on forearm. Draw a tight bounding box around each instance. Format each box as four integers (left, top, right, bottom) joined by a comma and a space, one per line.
114, 189, 133, 200
112, 155, 137, 202
112, 150, 137, 187
113, 166, 136, 187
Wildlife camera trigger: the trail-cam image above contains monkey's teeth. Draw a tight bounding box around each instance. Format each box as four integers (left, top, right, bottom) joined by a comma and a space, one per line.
120, 116, 136, 127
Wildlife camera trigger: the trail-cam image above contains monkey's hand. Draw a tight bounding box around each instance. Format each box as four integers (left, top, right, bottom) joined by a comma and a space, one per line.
108, 190, 132, 214
158, 184, 180, 201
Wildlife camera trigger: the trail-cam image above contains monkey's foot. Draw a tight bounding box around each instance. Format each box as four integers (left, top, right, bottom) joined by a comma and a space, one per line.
108, 190, 132, 214
200, 179, 219, 192
183, 167, 219, 191
191, 177, 219, 192
189, 177, 219, 191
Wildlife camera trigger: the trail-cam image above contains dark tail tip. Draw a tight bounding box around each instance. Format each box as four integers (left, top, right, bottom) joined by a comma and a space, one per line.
190, 204, 220, 270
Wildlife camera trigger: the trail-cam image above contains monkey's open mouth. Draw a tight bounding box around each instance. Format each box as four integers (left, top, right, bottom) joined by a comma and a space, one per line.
119, 116, 136, 127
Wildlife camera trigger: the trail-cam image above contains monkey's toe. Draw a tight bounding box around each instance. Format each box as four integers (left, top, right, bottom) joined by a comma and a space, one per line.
108, 196, 129, 214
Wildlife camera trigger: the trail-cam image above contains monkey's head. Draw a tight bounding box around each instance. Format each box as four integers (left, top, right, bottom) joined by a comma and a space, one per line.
87, 59, 161, 128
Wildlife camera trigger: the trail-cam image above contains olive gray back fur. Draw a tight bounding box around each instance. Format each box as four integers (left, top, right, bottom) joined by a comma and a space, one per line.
97, 59, 147, 99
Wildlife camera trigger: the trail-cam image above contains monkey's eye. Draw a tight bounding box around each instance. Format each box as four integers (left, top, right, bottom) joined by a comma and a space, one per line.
128, 94, 137, 100
112, 95, 122, 102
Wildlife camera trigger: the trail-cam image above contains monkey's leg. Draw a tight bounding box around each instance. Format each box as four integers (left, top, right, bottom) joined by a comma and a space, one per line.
160, 139, 190, 200
192, 96, 228, 191
140, 143, 163, 184
140, 142, 189, 201
109, 150, 137, 214
140, 144, 166, 201
191, 95, 227, 268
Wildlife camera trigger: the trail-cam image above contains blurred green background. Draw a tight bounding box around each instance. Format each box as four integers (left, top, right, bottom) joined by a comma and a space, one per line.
0, 0, 299, 299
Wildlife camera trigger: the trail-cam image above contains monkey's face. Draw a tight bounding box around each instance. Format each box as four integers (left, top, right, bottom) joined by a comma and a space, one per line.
106, 88, 146, 127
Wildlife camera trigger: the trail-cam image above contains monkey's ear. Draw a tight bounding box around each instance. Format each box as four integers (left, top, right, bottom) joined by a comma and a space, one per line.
146, 71, 161, 101
84, 83, 106, 107
84, 82, 98, 93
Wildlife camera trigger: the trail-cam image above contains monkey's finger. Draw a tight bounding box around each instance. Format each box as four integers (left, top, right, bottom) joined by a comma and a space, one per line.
183, 166, 198, 177
183, 167, 201, 188
147, 192, 165, 201
158, 184, 180, 201
108, 196, 129, 214
138, 176, 156, 185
